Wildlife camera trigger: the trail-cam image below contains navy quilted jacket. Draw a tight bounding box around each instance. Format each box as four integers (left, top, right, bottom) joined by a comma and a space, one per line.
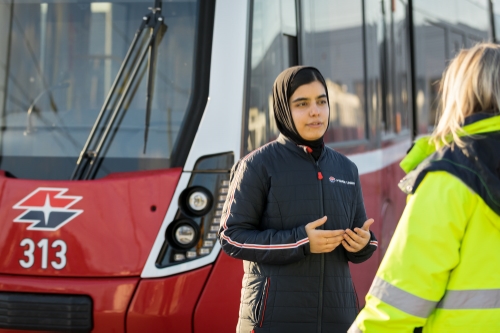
219, 134, 377, 333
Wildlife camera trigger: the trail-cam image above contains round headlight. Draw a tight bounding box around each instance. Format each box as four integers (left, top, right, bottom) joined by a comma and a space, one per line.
175, 224, 196, 245
179, 186, 213, 217
188, 191, 209, 212
166, 219, 199, 250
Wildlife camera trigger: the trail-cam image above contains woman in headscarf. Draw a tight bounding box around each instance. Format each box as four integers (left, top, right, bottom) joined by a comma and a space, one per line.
218, 66, 377, 333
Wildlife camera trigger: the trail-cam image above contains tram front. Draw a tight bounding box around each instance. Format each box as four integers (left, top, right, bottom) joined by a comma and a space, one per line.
0, 0, 247, 331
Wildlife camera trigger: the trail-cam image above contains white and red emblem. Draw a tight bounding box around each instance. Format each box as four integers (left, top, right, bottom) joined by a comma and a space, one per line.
13, 188, 83, 231
329, 176, 335, 183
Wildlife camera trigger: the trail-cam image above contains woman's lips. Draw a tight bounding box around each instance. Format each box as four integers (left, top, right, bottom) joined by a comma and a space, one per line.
307, 122, 323, 127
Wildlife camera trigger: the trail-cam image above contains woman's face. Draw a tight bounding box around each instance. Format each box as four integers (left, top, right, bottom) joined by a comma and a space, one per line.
289, 80, 329, 141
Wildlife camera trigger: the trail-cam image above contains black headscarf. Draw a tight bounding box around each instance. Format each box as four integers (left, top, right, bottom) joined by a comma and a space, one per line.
272, 66, 330, 160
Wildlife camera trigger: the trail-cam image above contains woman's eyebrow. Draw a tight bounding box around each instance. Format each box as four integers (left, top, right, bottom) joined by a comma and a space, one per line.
291, 97, 309, 103
291, 94, 327, 103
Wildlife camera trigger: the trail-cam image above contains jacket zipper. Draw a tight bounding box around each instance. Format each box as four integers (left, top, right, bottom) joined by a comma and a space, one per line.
305, 152, 325, 333
315, 159, 325, 333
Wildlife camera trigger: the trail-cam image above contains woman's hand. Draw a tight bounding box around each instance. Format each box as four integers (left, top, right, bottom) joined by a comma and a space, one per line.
305, 216, 345, 253
342, 218, 374, 252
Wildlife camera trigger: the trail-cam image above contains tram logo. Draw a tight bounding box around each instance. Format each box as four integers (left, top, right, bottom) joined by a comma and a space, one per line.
13, 188, 83, 231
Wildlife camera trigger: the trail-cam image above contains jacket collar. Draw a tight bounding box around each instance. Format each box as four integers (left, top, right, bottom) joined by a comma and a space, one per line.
277, 134, 325, 161
400, 113, 500, 173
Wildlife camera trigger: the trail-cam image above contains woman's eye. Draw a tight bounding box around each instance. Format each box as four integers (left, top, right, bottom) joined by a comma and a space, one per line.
318, 99, 327, 105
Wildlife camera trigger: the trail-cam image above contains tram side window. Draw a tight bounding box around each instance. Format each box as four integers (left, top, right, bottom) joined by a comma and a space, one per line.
493, 0, 500, 42
363, 0, 383, 141
301, 0, 366, 145
0, 2, 10, 118
244, 0, 298, 154
413, 0, 490, 134
382, 0, 411, 136
413, 22, 446, 133
362, 0, 411, 140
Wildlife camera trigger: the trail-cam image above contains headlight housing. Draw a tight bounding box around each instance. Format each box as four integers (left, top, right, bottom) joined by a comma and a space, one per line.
155, 152, 233, 267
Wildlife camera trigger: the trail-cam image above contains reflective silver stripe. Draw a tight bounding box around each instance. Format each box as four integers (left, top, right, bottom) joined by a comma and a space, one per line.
347, 322, 363, 333
369, 276, 438, 318
437, 289, 500, 309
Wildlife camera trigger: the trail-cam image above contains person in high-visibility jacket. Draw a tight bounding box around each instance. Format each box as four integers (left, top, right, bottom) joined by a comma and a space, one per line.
349, 42, 500, 333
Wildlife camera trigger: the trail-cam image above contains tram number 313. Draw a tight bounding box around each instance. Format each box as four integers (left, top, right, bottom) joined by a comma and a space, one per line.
19, 238, 67, 270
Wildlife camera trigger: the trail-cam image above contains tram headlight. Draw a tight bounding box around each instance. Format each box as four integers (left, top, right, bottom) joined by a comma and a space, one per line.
175, 224, 196, 245
188, 191, 209, 212
166, 219, 199, 250
179, 186, 213, 217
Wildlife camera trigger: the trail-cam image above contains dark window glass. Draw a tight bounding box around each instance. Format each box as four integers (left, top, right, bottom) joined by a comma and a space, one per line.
414, 22, 447, 133
373, 0, 411, 137
413, 0, 490, 133
301, 0, 366, 145
363, 0, 383, 140
493, 0, 500, 42
387, 0, 411, 135
0, 1, 10, 118
244, 0, 298, 154
0, 0, 200, 179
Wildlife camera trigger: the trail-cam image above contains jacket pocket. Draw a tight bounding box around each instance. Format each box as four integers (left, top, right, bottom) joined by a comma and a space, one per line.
253, 277, 270, 327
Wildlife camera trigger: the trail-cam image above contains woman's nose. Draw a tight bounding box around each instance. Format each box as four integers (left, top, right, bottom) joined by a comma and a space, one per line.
309, 102, 320, 116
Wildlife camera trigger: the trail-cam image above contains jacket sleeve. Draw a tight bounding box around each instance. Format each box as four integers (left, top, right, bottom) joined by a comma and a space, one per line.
346, 172, 377, 263
349, 172, 474, 333
218, 158, 310, 265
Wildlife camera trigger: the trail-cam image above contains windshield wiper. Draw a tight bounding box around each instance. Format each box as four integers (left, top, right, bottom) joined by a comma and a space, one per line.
71, 0, 166, 180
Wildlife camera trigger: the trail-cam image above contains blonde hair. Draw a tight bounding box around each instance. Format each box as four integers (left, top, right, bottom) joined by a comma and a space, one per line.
431, 42, 500, 150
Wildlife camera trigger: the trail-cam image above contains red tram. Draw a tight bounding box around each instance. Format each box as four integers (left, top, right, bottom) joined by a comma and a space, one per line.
0, 0, 498, 331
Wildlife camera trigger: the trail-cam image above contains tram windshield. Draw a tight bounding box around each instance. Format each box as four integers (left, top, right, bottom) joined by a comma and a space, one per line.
0, 0, 201, 179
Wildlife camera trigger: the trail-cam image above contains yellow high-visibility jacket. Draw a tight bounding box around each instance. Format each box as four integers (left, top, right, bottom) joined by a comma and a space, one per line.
349, 113, 500, 333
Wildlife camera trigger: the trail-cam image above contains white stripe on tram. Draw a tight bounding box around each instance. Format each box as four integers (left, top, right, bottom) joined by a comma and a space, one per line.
347, 139, 412, 176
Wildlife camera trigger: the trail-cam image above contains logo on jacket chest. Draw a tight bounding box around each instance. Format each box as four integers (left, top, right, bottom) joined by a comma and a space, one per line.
329, 176, 355, 185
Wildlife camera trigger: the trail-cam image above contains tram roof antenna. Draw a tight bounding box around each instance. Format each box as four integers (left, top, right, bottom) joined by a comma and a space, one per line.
70, 0, 166, 180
